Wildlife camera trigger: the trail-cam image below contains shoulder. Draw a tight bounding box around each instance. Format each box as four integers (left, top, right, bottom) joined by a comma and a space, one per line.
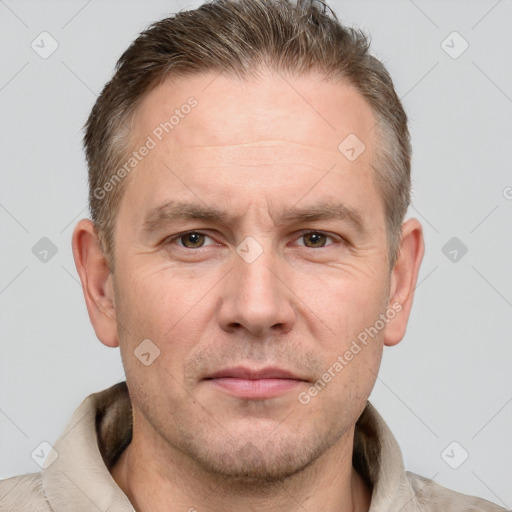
406, 471, 509, 511
0, 473, 51, 511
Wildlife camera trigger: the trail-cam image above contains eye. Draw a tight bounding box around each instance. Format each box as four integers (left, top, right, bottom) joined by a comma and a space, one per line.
296, 231, 335, 248
172, 231, 216, 248
167, 230, 339, 250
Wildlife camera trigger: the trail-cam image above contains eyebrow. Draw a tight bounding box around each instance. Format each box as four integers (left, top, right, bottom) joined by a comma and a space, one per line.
141, 199, 366, 234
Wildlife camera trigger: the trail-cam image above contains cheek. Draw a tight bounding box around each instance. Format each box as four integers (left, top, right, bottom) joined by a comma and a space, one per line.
298, 338, 382, 435
317, 270, 389, 341
317, 318, 384, 410
307, 271, 387, 401
114, 266, 217, 373
117, 264, 209, 331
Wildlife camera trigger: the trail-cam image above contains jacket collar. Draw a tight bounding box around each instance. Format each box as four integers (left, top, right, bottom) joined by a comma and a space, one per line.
42, 381, 417, 511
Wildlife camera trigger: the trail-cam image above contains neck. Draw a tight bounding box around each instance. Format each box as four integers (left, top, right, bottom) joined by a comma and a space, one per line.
110, 416, 372, 512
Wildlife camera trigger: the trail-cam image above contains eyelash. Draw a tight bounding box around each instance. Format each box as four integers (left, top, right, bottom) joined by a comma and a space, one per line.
165, 230, 341, 249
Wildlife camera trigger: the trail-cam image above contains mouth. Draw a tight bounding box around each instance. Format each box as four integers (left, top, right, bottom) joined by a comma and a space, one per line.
203, 366, 309, 400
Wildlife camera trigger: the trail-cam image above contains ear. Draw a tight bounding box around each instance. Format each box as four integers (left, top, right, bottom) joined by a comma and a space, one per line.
383, 218, 424, 347
72, 219, 119, 348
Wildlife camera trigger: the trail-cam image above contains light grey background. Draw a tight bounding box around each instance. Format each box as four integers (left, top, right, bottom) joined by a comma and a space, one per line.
1, 0, 511, 507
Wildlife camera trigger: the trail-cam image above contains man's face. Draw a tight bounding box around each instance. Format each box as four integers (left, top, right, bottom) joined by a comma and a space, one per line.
111, 71, 392, 481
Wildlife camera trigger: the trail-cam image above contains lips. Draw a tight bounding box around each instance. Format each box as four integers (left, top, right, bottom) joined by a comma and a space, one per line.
205, 366, 307, 381
203, 366, 309, 399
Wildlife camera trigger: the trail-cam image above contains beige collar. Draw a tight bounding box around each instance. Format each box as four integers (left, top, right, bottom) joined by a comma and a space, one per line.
42, 381, 418, 511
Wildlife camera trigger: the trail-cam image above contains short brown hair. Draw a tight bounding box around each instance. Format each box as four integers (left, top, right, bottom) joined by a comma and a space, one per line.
84, 0, 410, 273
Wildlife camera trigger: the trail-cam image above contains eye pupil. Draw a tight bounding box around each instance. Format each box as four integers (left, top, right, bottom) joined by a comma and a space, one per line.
305, 232, 326, 247
181, 232, 205, 248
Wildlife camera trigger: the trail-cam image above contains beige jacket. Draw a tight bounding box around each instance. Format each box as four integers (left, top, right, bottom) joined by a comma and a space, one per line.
0, 382, 507, 511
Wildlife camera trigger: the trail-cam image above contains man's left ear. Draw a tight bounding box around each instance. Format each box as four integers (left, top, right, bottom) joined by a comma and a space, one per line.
384, 218, 424, 347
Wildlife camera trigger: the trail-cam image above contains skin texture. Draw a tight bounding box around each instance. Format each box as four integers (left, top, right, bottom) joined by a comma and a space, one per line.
72, 70, 424, 512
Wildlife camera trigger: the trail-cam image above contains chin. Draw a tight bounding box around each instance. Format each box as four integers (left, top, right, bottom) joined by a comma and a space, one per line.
175, 424, 339, 487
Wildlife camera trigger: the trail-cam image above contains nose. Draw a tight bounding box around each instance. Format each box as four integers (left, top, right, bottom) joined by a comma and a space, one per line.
217, 244, 296, 338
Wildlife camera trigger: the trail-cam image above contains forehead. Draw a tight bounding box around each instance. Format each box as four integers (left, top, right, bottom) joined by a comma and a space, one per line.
131, 70, 376, 154
118, 71, 381, 230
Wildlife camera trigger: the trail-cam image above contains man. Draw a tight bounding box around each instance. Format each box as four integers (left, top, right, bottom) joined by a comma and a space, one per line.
0, 0, 506, 510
